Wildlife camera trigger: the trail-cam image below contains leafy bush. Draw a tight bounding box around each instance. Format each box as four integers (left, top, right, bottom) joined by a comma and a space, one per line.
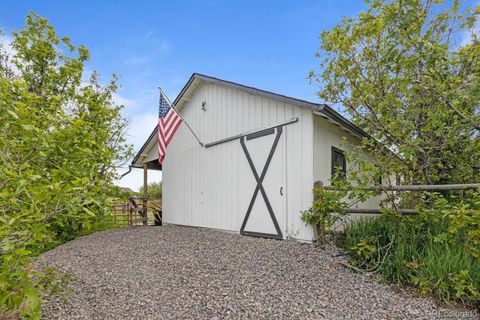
345, 197, 480, 304
0, 13, 131, 318
301, 186, 348, 244
304, 0, 480, 308
301, 176, 379, 244
138, 182, 162, 199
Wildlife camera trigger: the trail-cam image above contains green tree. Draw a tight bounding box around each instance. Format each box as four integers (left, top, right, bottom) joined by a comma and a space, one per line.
310, 0, 479, 185
139, 182, 162, 199
0, 13, 132, 318
306, 0, 480, 303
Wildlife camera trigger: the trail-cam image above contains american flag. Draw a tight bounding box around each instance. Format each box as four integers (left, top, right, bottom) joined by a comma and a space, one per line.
157, 90, 182, 164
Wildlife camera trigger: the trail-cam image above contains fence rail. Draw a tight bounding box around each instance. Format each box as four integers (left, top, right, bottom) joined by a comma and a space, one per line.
323, 183, 480, 192
312, 180, 479, 244
110, 197, 162, 226
344, 208, 419, 215
316, 180, 480, 217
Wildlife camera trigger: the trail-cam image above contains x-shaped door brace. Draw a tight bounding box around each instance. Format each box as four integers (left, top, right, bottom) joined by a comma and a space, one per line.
240, 126, 283, 240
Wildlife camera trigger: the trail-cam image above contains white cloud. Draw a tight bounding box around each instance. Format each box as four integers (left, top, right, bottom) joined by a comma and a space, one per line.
124, 56, 149, 66
142, 29, 170, 53
0, 33, 14, 56
144, 29, 158, 41
459, 3, 480, 46
125, 111, 157, 151
114, 111, 161, 191
115, 167, 162, 192
109, 89, 164, 191
112, 92, 139, 110
121, 28, 170, 70
158, 39, 170, 54
460, 25, 479, 46
122, 38, 169, 67
0, 33, 20, 74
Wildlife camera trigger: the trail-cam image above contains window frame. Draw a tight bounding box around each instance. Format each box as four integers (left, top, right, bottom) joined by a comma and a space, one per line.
331, 146, 346, 180
375, 166, 382, 186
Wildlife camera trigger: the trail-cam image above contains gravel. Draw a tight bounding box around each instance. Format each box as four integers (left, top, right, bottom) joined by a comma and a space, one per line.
38, 225, 477, 319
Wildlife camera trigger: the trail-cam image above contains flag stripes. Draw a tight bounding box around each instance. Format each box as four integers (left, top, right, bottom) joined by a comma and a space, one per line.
157, 91, 182, 164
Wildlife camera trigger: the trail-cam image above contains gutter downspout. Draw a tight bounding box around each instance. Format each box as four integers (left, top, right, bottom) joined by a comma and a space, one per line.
120, 165, 133, 178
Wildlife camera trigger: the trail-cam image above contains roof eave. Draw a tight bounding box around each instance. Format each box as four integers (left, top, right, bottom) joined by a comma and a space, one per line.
131, 73, 369, 166
187, 73, 323, 113
131, 127, 157, 167
316, 105, 369, 139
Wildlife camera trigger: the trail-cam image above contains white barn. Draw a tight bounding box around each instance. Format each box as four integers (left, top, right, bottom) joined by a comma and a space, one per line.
131, 73, 373, 242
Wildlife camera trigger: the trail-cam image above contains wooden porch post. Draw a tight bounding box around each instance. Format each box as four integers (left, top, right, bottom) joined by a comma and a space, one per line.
142, 163, 148, 226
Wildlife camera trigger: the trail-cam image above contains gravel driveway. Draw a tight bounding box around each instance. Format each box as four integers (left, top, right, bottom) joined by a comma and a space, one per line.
39, 226, 476, 319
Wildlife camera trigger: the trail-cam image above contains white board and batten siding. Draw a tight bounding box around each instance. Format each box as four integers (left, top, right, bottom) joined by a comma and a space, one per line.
313, 115, 388, 226
135, 74, 379, 241
162, 80, 315, 241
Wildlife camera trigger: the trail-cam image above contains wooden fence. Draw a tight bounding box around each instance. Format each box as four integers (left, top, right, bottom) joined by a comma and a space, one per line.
313, 180, 479, 244
111, 202, 131, 226
111, 197, 162, 226
317, 180, 480, 215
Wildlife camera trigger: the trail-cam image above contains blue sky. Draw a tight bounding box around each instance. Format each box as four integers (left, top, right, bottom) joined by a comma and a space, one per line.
1, 1, 367, 100
2, 0, 370, 189
1, 1, 475, 189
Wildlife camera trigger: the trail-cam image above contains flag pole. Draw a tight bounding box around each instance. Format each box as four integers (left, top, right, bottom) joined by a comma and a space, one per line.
158, 87, 204, 147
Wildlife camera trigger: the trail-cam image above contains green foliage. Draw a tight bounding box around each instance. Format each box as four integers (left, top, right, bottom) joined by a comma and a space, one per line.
345, 195, 480, 304
301, 175, 380, 244
307, 0, 480, 306
311, 0, 480, 185
300, 187, 347, 229
34, 266, 72, 303
0, 13, 132, 317
138, 182, 162, 199
301, 182, 349, 243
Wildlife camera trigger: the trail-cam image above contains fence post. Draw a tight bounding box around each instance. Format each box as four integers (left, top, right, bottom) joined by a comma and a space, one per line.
313, 180, 323, 245
142, 163, 148, 226
128, 199, 133, 226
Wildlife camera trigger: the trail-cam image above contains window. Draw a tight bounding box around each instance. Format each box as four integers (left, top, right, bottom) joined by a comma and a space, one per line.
331, 147, 346, 179
375, 166, 382, 185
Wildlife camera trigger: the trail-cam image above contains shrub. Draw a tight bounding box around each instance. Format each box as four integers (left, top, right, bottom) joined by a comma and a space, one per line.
138, 182, 162, 199
345, 212, 480, 305
0, 13, 131, 318
301, 186, 349, 244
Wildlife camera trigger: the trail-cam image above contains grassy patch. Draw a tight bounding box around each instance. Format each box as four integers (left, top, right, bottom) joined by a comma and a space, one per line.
345, 215, 480, 306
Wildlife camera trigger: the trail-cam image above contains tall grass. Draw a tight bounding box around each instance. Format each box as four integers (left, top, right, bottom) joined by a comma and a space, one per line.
345, 215, 480, 305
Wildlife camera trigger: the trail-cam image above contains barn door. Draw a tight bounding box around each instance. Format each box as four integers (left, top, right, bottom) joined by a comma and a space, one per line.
239, 126, 286, 239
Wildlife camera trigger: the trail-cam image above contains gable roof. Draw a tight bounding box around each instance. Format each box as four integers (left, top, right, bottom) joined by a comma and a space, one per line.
175, 73, 367, 137
131, 73, 368, 168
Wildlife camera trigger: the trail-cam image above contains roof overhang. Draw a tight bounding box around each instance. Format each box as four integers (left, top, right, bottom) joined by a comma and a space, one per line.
313, 107, 368, 139
131, 73, 369, 168
131, 127, 162, 170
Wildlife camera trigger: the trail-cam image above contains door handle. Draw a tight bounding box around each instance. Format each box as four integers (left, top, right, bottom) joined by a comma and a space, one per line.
280, 187, 283, 196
